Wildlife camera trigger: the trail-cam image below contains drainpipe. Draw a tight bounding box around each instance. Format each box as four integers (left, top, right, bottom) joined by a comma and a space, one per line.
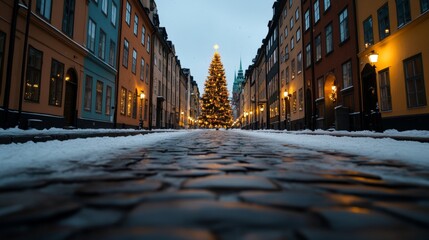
2, 0, 19, 129
17, 0, 32, 128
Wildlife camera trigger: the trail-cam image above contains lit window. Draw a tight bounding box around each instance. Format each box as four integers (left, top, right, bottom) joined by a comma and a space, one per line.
24, 46, 43, 102
96, 80, 103, 113
48, 59, 64, 107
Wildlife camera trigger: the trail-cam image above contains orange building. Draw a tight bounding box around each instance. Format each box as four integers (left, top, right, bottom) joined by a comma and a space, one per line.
116, 0, 154, 129
0, 0, 87, 129
356, 0, 429, 130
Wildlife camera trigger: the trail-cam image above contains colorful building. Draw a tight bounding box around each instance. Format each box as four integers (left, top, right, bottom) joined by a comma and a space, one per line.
303, 0, 361, 131
0, 0, 87, 129
114, 0, 152, 129
279, 0, 305, 130
356, 0, 429, 130
81, 0, 119, 128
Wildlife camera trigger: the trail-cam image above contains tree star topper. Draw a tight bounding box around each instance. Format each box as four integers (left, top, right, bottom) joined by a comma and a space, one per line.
214, 44, 219, 52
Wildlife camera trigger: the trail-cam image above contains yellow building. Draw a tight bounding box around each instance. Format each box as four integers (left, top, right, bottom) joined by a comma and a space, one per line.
356, 0, 429, 130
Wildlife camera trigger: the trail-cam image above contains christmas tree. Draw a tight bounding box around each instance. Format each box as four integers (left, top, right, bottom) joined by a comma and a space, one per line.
199, 45, 233, 128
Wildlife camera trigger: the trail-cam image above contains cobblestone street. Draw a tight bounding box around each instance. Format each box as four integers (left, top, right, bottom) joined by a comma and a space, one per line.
1, 130, 429, 240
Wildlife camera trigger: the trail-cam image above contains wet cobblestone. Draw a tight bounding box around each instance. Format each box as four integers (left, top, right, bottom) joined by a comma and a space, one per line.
1, 130, 429, 239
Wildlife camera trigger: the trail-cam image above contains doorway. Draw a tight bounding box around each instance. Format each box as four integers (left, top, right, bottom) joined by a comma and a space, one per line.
361, 63, 380, 130
324, 74, 336, 129
64, 68, 78, 127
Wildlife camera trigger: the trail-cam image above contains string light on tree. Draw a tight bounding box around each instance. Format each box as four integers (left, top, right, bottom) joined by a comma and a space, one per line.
199, 45, 233, 129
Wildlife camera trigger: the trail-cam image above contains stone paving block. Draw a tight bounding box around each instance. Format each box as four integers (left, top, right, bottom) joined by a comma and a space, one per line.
314, 206, 408, 230
192, 163, 248, 172
124, 200, 321, 229
164, 170, 222, 178
183, 175, 280, 191
374, 201, 429, 226
239, 191, 365, 210
299, 228, 429, 240
60, 208, 123, 228
75, 179, 163, 195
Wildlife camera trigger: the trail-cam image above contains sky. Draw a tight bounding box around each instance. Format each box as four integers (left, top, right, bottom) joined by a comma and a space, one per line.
155, 0, 274, 95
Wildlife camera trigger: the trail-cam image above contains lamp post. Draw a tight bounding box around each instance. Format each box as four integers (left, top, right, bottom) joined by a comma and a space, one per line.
367, 51, 382, 132
139, 91, 145, 129
283, 90, 290, 130
259, 104, 264, 129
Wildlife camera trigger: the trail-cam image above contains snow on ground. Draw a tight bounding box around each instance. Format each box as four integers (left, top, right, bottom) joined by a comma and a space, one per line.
0, 127, 178, 136
0, 131, 192, 183
239, 130, 429, 168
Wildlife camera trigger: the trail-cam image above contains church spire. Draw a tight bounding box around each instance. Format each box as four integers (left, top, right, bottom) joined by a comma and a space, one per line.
239, 58, 243, 71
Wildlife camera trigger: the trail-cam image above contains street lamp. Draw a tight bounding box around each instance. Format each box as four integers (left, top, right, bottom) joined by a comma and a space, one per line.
140, 91, 145, 129
368, 51, 379, 65
259, 104, 264, 129
283, 90, 290, 130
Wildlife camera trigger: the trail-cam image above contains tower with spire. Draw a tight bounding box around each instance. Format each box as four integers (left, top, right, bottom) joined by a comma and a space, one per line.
232, 59, 245, 121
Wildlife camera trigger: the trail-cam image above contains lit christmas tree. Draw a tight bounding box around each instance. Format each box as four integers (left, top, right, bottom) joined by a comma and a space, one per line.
199, 45, 233, 129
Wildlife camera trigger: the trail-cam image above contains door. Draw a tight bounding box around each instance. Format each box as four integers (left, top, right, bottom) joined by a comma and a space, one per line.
64, 69, 78, 127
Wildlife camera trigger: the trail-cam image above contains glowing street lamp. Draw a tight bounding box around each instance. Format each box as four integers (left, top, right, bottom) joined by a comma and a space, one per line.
368, 51, 379, 65
139, 91, 145, 129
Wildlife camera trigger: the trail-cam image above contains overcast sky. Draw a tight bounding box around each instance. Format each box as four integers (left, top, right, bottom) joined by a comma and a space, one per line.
156, 0, 274, 96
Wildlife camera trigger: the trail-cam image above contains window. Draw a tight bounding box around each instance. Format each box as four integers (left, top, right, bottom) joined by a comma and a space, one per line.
123, 39, 129, 67
87, 19, 96, 52
342, 60, 352, 89
125, 1, 131, 26
305, 9, 310, 31
422, 0, 429, 13
141, 26, 146, 45
120, 87, 126, 115
286, 66, 290, 84
105, 85, 111, 115
324, 0, 331, 11
292, 91, 297, 113
363, 16, 374, 46
101, 0, 108, 15
295, 8, 299, 21
291, 37, 294, 50
305, 44, 311, 68
0, 32, 5, 92
299, 88, 303, 111
96, 80, 103, 113
111, 2, 117, 26
404, 54, 427, 108
315, 35, 322, 61
48, 59, 64, 106
291, 59, 295, 80
396, 0, 411, 27
318, 77, 324, 98
147, 36, 151, 53
109, 40, 116, 67
290, 0, 293, 8
314, 0, 320, 23
325, 23, 333, 54
339, 8, 349, 43
132, 90, 137, 119
36, 0, 52, 21
62, 0, 75, 37
98, 29, 106, 60
127, 91, 132, 117
140, 58, 145, 81
296, 28, 301, 42
285, 45, 289, 60
134, 14, 139, 36
132, 49, 137, 74
24, 46, 43, 102
378, 4, 390, 40
379, 69, 392, 111
84, 75, 93, 111
290, 17, 294, 30
284, 27, 288, 38
297, 52, 302, 74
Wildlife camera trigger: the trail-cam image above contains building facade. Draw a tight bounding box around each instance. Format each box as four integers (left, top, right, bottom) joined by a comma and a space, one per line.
1, 0, 87, 129
82, 0, 119, 128
356, 0, 429, 130
303, 0, 361, 130
279, 0, 305, 130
